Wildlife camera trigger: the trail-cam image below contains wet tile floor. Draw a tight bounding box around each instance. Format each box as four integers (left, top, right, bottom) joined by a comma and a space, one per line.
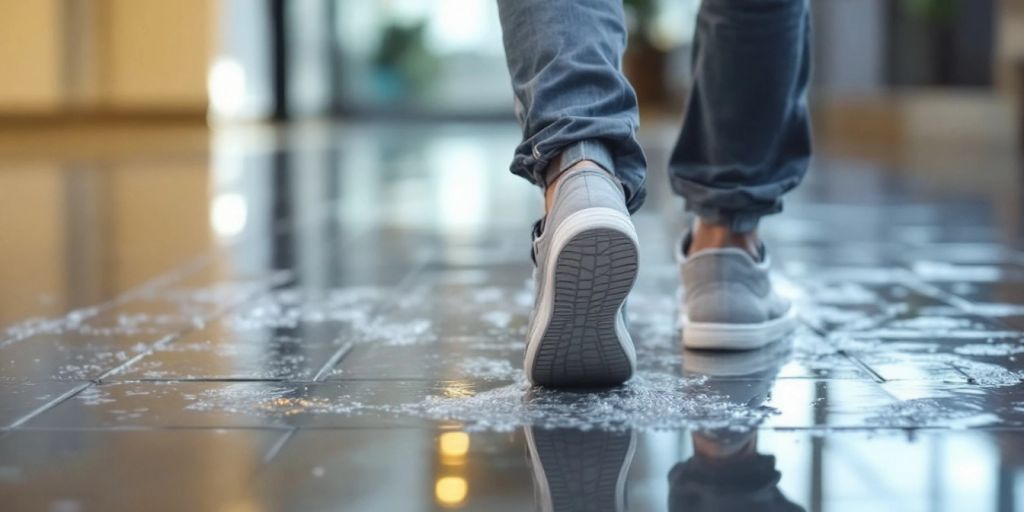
2, 122, 1024, 510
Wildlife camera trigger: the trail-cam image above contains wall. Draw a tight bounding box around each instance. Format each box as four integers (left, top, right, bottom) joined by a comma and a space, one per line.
0, 1, 63, 112
101, 0, 213, 111
0, 0, 215, 116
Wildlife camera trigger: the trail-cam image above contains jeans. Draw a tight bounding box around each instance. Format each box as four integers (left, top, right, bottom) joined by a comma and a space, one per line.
497, 0, 812, 233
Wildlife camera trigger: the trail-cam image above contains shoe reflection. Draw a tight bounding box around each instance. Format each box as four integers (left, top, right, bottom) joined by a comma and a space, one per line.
523, 343, 801, 512
670, 341, 804, 511
525, 427, 636, 512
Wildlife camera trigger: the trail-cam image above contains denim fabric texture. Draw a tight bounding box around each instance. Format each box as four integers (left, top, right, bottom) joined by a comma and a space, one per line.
497, 0, 812, 229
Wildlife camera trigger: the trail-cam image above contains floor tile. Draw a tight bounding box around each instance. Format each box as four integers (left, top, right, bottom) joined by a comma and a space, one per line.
2, 122, 1024, 510
0, 429, 279, 511
110, 287, 391, 381
250, 428, 1018, 512
329, 340, 522, 381
253, 429, 533, 512
0, 382, 85, 428
0, 275, 292, 382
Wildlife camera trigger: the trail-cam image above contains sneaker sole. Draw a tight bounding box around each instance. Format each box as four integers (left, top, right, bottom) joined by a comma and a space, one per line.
525, 208, 638, 387
681, 307, 799, 351
525, 427, 636, 512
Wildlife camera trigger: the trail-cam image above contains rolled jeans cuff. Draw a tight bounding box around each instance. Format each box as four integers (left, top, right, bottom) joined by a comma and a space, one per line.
542, 140, 617, 187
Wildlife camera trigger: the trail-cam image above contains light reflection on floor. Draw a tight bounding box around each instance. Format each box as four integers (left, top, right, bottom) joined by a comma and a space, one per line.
0, 121, 1023, 511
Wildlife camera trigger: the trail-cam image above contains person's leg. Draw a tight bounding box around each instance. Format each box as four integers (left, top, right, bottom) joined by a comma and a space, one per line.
497, 0, 644, 387
671, 0, 811, 251
497, 0, 647, 213
674, 0, 811, 350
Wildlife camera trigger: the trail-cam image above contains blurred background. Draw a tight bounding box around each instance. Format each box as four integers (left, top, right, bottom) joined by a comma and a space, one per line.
3, 3, 1024, 511
0, 0, 1021, 308
0, 0, 1017, 126
1, 0, 1022, 333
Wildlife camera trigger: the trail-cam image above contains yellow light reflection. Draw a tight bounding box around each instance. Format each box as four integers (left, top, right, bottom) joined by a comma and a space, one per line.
443, 381, 475, 398
439, 432, 470, 465
220, 500, 262, 512
435, 476, 468, 507
256, 397, 330, 416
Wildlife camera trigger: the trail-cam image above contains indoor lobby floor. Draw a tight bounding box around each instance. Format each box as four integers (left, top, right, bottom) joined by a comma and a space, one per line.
1, 120, 1024, 511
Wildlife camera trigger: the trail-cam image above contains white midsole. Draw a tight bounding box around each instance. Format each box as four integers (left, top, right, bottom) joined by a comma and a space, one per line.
524, 428, 554, 512
524, 207, 638, 382
615, 432, 637, 510
681, 306, 799, 350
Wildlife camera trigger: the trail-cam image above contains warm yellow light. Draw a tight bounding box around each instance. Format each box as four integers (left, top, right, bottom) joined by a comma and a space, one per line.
443, 381, 475, 398
439, 432, 470, 463
219, 500, 261, 512
435, 476, 468, 507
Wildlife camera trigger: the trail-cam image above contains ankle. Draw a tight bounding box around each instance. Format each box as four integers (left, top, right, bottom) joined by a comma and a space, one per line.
543, 159, 613, 213
689, 218, 761, 258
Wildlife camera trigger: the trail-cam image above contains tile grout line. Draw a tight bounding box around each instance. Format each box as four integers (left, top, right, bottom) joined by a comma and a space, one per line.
798, 316, 888, 384
261, 249, 438, 466
261, 428, 298, 463
96, 333, 184, 383
116, 377, 292, 383
310, 254, 436, 383
311, 341, 355, 382
6, 382, 93, 429
785, 268, 983, 386
902, 273, 1024, 335
94, 271, 295, 384
0, 255, 213, 349
779, 270, 893, 384
793, 269, 1021, 402
5, 425, 298, 432
837, 351, 888, 384
901, 273, 1024, 383
83, 377, 502, 384
946, 362, 980, 385
93, 204, 380, 384
5, 199, 354, 428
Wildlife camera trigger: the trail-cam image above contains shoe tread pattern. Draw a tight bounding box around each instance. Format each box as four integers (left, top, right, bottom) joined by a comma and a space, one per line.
531, 228, 637, 387
530, 428, 632, 512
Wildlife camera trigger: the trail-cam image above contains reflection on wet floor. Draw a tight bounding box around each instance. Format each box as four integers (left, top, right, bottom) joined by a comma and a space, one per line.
1, 122, 1024, 510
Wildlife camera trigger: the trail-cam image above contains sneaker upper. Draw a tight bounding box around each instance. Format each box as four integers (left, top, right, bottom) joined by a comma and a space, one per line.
677, 236, 791, 325
531, 168, 630, 265
528, 167, 632, 332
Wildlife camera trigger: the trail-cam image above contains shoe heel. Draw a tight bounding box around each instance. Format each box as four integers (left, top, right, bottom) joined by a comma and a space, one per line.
530, 227, 638, 387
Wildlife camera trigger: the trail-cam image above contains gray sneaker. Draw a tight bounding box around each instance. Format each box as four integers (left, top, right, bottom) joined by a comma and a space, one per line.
677, 234, 797, 350
526, 168, 639, 387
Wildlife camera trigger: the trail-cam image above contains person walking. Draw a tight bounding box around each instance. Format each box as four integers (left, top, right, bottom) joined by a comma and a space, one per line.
499, 0, 811, 387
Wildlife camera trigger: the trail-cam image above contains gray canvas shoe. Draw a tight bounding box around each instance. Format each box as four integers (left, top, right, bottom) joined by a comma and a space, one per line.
526, 167, 639, 387
677, 234, 797, 350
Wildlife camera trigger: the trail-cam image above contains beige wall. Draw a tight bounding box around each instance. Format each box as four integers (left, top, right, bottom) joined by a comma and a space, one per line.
0, 1, 63, 112
0, 0, 214, 115
100, 0, 214, 110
